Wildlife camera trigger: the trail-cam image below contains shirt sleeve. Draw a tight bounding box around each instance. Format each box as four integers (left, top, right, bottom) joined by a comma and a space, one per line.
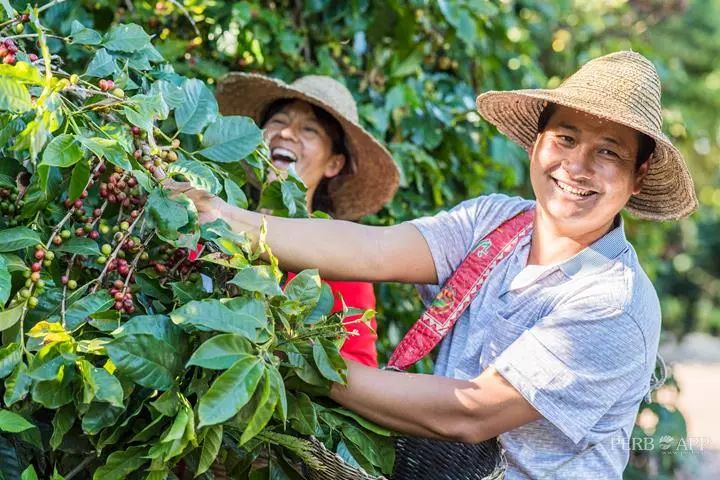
407, 194, 532, 305
492, 303, 648, 444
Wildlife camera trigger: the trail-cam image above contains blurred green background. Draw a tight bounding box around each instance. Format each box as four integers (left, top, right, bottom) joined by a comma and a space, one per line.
36, 0, 720, 477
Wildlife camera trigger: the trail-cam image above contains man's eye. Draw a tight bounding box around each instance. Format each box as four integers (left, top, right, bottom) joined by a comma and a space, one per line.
558, 135, 575, 144
304, 126, 318, 134
600, 149, 619, 158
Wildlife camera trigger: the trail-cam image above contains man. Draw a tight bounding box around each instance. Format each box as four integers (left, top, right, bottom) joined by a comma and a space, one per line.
168, 51, 697, 478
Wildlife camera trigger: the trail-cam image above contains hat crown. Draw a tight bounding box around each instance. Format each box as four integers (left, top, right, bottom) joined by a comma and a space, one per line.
558, 51, 663, 131
290, 75, 359, 123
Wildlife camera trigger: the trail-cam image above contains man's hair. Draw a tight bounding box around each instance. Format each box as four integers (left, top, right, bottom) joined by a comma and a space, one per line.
537, 103, 655, 170
261, 99, 352, 215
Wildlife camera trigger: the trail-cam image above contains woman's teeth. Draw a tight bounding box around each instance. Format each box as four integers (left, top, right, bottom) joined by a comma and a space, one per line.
271, 147, 297, 162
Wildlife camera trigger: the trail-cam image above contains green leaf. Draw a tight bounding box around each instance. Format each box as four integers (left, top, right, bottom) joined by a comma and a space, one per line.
54, 237, 100, 256
198, 356, 264, 427
112, 314, 185, 351
288, 392, 317, 435
50, 405, 75, 449
197, 424, 223, 475
69, 159, 91, 201
198, 116, 263, 163
123, 93, 168, 133
20, 465, 38, 480
331, 408, 393, 437
31, 372, 75, 409
175, 79, 218, 134
77, 137, 132, 170
146, 188, 190, 238
186, 334, 253, 370
305, 282, 334, 325
149, 79, 184, 108
27, 343, 72, 381
0, 410, 35, 433
0, 343, 20, 379
0, 254, 28, 273
105, 333, 182, 390
170, 279, 208, 304
229, 266, 283, 297
166, 154, 221, 194
343, 425, 395, 473
170, 299, 263, 338
85, 48, 118, 78
65, 291, 113, 330
4, 363, 31, 406
240, 371, 278, 445
0, 256, 10, 306
0, 303, 24, 332
92, 445, 148, 480
41, 134, 84, 167
77, 359, 124, 407
104, 24, 151, 53
268, 367, 287, 424
285, 269, 322, 306
69, 20, 102, 45
312, 339, 346, 383
224, 178, 248, 208
0, 78, 32, 112
0, 227, 42, 252
82, 402, 124, 435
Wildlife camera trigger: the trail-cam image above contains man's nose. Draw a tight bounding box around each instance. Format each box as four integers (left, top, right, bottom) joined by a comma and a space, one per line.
563, 147, 594, 178
278, 123, 299, 141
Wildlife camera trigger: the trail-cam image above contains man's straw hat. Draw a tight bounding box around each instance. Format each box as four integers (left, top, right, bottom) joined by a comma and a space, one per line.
216, 73, 399, 220
476, 51, 697, 221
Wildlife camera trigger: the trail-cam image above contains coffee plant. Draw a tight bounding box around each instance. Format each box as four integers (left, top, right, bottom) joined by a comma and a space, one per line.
0, 3, 393, 479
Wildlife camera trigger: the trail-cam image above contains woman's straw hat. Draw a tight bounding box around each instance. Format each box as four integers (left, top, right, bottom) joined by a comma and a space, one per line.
476, 51, 697, 221
216, 73, 399, 220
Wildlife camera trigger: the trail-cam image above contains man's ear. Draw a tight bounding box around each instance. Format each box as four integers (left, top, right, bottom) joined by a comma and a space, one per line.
324, 153, 346, 178
632, 155, 651, 195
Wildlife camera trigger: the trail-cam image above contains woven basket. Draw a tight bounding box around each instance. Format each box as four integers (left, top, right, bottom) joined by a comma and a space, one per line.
304, 436, 505, 480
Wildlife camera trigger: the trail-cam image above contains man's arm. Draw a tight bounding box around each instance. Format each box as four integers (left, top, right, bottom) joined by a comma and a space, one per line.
330, 361, 542, 443
167, 180, 438, 284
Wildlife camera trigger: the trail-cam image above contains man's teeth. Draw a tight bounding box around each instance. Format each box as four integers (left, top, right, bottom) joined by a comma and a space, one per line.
555, 179, 594, 197
271, 147, 297, 162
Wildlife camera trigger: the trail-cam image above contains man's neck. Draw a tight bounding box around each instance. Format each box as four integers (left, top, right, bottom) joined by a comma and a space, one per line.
527, 209, 616, 266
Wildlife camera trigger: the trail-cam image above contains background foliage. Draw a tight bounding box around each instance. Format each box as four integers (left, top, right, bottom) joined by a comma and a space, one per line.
13, 0, 720, 478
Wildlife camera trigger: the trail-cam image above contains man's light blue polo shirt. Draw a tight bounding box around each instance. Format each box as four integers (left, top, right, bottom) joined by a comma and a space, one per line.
409, 193, 660, 479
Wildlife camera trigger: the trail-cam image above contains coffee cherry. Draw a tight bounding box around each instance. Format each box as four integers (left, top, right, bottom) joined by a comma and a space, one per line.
45, 251, 55, 261
120, 221, 130, 231
52, 236, 63, 246
97, 255, 107, 265
28, 296, 38, 308
112, 87, 124, 98
131, 126, 141, 136
30, 271, 40, 282
19, 288, 31, 299
3, 54, 16, 65
101, 244, 112, 256
67, 279, 77, 290
31, 262, 41, 272
73, 199, 83, 209
60, 229, 71, 239
42, 259, 51, 268
34, 249, 45, 260
89, 230, 100, 240
15, 23, 24, 34
69, 74, 79, 84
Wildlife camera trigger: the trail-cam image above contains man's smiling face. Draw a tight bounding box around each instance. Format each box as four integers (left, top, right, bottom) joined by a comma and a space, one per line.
529, 105, 650, 237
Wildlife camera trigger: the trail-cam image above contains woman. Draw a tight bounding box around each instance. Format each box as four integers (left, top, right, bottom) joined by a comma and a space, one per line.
215, 73, 400, 367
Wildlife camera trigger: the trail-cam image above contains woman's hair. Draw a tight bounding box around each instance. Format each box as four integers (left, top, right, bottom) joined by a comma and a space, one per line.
537, 103, 655, 170
261, 99, 352, 215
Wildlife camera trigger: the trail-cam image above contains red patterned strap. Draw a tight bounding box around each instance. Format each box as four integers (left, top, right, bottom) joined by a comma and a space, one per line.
387, 209, 535, 371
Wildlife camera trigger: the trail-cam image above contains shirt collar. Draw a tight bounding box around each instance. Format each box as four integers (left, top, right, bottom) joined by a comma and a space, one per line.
504, 214, 629, 294
555, 215, 628, 278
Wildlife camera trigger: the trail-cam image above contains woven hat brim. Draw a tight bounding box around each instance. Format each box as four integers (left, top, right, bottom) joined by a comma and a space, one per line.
216, 73, 400, 220
476, 90, 698, 221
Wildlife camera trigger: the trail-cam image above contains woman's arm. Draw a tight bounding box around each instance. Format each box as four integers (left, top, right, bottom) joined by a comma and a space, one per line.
164, 180, 438, 284
330, 361, 542, 443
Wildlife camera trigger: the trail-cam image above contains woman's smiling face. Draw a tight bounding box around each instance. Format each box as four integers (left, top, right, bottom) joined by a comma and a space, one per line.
529, 105, 650, 237
262, 100, 346, 199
